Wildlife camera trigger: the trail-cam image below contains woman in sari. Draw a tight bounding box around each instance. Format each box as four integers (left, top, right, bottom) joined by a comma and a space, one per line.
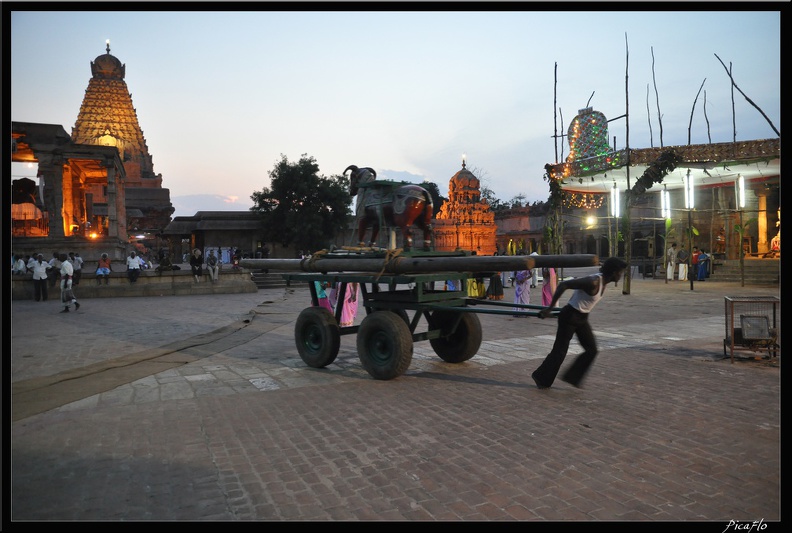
541, 266, 557, 307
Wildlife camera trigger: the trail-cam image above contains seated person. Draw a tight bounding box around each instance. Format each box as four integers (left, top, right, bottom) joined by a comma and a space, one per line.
96, 253, 112, 284
156, 254, 173, 273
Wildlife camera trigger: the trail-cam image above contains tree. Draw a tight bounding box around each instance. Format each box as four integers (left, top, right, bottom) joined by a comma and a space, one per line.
480, 184, 505, 211
419, 181, 446, 217
659, 219, 677, 284
734, 217, 758, 287
543, 170, 565, 256
469, 166, 508, 211
250, 154, 352, 252
509, 194, 526, 208
530, 199, 550, 216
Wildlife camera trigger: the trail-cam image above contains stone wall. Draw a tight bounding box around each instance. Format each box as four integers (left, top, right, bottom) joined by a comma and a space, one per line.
11, 267, 258, 300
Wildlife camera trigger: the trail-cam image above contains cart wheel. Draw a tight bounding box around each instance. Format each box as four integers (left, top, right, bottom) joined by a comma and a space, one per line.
390, 308, 411, 328
429, 310, 482, 363
294, 307, 340, 368
357, 310, 413, 380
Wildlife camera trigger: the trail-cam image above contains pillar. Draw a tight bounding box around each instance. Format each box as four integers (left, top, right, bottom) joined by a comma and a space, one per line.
106, 162, 119, 239
105, 161, 128, 242
72, 163, 88, 235
754, 189, 769, 254
61, 163, 75, 236
37, 153, 66, 238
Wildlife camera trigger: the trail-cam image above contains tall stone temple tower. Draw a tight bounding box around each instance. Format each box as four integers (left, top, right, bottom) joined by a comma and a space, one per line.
71, 41, 173, 232
433, 159, 497, 255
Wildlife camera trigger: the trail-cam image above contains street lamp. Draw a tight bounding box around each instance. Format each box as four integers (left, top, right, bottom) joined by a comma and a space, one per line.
735, 174, 746, 286
610, 182, 620, 218
735, 173, 746, 209
608, 183, 620, 256
661, 185, 671, 219
683, 169, 695, 290
659, 184, 671, 280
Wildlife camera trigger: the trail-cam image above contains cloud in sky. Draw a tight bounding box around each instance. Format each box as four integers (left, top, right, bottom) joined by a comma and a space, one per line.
9, 9, 781, 218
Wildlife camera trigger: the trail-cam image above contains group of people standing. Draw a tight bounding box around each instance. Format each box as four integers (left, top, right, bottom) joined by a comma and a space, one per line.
450, 251, 560, 315
15, 248, 168, 313
666, 242, 710, 281
12, 251, 84, 311
12, 251, 84, 286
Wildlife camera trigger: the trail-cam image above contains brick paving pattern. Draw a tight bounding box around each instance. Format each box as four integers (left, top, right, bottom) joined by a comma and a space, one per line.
9, 270, 781, 522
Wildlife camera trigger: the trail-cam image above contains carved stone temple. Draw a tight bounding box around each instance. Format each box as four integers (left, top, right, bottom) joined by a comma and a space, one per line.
71, 41, 174, 233
11, 42, 174, 262
433, 160, 497, 255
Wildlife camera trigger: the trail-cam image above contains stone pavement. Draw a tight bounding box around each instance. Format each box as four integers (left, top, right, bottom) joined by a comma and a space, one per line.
8, 269, 781, 522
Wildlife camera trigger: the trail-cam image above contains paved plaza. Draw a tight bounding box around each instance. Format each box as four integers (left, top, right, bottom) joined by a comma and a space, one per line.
8, 268, 781, 522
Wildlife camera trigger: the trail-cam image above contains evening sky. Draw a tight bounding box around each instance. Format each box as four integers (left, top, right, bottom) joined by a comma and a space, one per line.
9, 7, 781, 217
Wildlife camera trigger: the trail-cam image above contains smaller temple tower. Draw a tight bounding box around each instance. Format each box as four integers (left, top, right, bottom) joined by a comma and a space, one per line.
433, 158, 497, 255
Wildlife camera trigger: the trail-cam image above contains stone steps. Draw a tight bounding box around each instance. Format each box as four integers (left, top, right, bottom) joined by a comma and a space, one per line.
710, 259, 779, 285
251, 270, 290, 289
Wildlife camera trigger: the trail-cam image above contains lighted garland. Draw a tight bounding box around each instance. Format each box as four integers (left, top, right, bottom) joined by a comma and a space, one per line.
563, 193, 606, 209
546, 150, 628, 182
567, 107, 610, 162
544, 166, 606, 210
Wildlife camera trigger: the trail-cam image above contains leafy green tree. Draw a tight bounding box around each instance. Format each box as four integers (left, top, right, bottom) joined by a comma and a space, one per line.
734, 217, 758, 286
250, 154, 352, 252
419, 180, 446, 217
542, 170, 565, 255
480, 184, 505, 211
733, 217, 758, 254
658, 219, 678, 284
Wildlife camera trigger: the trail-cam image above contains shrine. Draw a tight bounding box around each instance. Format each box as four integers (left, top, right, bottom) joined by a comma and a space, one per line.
433, 159, 497, 255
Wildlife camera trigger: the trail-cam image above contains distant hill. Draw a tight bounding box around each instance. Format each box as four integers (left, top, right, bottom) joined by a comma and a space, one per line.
170, 194, 254, 219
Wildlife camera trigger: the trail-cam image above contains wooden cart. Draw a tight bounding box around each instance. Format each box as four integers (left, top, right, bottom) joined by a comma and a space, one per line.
289, 270, 559, 380
242, 249, 597, 380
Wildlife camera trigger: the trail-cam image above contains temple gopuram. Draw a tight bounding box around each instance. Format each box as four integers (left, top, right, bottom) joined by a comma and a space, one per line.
433, 159, 497, 255
71, 41, 174, 234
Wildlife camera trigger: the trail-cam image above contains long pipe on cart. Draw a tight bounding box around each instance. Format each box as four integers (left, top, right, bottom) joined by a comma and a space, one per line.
240, 254, 598, 274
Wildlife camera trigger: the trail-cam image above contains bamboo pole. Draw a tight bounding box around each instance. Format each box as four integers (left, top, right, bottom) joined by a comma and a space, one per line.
714, 53, 780, 137
623, 32, 633, 296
